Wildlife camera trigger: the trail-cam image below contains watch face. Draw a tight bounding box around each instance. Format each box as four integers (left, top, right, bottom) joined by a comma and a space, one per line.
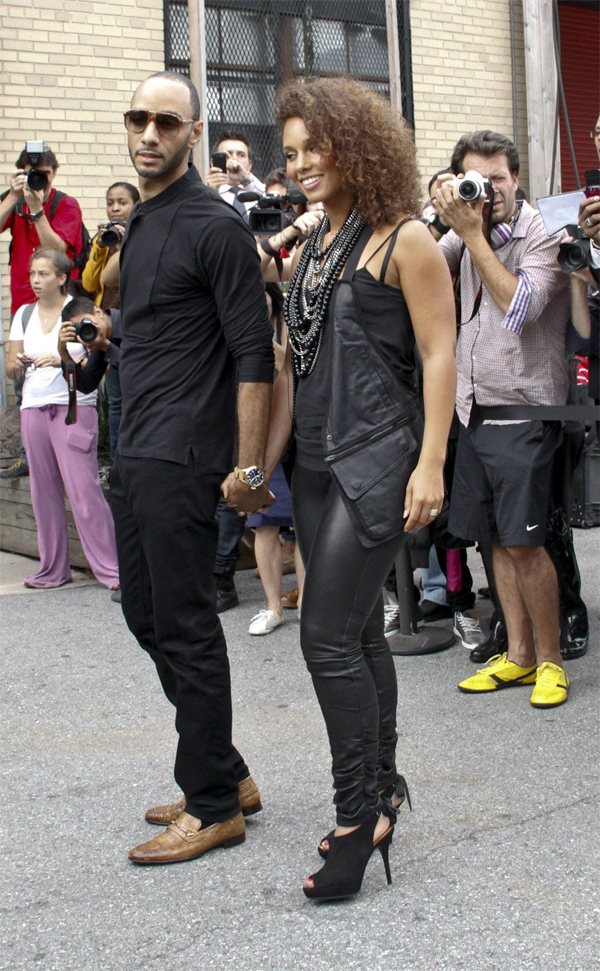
245, 467, 264, 488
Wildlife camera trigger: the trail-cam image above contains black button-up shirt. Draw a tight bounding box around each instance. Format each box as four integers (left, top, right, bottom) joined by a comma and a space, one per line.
117, 166, 274, 471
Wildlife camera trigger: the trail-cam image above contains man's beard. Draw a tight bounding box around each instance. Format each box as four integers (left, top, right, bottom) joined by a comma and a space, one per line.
129, 141, 189, 180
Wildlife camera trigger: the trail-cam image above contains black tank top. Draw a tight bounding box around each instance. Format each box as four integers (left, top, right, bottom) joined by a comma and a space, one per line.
295, 223, 418, 470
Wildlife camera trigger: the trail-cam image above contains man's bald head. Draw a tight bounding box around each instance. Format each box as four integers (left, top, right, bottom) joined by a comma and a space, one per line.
134, 71, 200, 120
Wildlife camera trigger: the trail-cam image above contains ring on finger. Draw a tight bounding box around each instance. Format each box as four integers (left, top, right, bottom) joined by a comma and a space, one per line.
428, 508, 439, 517
586, 217, 593, 227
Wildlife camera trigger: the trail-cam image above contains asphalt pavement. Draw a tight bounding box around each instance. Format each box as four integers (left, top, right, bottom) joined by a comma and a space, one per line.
1, 532, 598, 971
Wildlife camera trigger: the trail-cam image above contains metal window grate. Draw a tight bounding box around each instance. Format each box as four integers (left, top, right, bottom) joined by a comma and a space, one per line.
164, 0, 413, 178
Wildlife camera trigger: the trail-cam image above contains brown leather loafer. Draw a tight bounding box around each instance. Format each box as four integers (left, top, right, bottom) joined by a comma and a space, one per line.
128, 811, 245, 865
145, 774, 262, 825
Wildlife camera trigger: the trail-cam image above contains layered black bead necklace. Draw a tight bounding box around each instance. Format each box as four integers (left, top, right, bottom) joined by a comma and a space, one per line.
285, 207, 365, 378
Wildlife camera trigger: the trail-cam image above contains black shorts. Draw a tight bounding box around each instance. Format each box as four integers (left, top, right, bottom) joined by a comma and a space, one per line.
449, 420, 562, 547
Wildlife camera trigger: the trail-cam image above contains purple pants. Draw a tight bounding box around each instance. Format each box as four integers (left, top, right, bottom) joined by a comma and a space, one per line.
21, 405, 119, 589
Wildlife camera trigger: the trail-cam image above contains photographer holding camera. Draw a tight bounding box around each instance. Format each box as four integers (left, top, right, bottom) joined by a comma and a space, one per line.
431, 130, 573, 709
4, 250, 119, 592
57, 296, 122, 394
80, 182, 138, 457
206, 131, 265, 217
0, 143, 83, 315
566, 115, 600, 438
0, 142, 84, 480
81, 182, 139, 309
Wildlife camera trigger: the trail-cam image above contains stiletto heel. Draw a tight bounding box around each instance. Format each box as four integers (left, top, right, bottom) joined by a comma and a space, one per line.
376, 829, 393, 886
393, 774, 412, 812
304, 814, 393, 901
318, 773, 411, 859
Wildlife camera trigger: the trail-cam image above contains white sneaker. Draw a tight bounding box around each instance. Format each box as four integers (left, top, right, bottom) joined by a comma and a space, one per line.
248, 609, 286, 636
384, 603, 400, 637
453, 611, 487, 649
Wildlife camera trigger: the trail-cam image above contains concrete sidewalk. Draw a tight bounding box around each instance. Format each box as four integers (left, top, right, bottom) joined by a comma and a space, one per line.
0, 535, 598, 971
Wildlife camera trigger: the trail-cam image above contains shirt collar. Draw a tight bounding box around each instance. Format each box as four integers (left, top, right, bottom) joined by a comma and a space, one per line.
133, 165, 201, 214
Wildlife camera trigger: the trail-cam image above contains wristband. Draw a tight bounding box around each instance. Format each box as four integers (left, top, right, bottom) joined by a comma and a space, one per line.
286, 222, 302, 239
260, 237, 281, 258
29, 209, 44, 222
429, 213, 451, 235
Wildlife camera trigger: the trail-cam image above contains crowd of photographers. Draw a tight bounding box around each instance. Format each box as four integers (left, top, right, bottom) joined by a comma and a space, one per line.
1, 120, 598, 680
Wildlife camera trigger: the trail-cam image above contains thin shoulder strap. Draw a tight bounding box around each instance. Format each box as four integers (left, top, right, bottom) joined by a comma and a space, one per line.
341, 225, 374, 280
362, 227, 400, 271
378, 216, 417, 283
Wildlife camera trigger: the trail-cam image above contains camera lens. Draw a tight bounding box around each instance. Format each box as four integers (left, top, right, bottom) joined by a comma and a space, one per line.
76, 319, 99, 343
458, 179, 481, 202
99, 219, 125, 248
27, 168, 48, 192
557, 240, 588, 274
100, 227, 120, 247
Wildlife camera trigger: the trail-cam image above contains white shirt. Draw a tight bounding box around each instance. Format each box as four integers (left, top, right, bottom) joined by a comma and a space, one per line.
9, 300, 97, 410
218, 177, 265, 213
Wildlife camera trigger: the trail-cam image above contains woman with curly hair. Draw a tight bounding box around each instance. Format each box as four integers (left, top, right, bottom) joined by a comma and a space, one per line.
263, 77, 456, 900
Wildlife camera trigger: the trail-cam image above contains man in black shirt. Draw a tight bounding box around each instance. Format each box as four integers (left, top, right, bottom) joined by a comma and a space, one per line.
109, 71, 274, 865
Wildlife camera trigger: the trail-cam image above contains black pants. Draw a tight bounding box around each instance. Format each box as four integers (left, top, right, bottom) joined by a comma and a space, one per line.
292, 465, 406, 827
110, 455, 248, 823
214, 497, 246, 575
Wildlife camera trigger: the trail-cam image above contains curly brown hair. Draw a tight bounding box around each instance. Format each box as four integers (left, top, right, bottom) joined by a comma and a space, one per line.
275, 77, 421, 227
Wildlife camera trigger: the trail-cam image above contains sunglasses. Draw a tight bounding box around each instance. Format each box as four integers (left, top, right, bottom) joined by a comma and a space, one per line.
123, 110, 195, 137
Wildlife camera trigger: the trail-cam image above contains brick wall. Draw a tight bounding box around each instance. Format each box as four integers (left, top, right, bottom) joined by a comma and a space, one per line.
0, 0, 165, 380
410, 0, 529, 200
1, 0, 532, 394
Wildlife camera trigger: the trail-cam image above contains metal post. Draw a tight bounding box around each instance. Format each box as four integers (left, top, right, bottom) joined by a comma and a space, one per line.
387, 544, 456, 656
385, 0, 403, 116
188, 0, 209, 178
522, 0, 560, 197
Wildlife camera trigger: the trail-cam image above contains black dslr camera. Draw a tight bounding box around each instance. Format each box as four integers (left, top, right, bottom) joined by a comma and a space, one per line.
73, 318, 99, 343
99, 219, 126, 247
558, 225, 591, 274
238, 188, 307, 235
24, 140, 49, 192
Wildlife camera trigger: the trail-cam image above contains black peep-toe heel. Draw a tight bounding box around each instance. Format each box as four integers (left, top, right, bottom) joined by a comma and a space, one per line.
304, 813, 394, 901
317, 774, 411, 860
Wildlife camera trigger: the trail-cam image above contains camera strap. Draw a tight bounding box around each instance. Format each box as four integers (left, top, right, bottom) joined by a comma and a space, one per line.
64, 360, 78, 425
463, 202, 521, 325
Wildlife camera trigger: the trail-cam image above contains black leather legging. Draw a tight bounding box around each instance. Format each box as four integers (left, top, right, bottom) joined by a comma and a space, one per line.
292, 464, 407, 827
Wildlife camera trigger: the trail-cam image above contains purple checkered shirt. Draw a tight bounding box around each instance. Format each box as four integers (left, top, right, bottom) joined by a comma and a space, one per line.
439, 201, 570, 426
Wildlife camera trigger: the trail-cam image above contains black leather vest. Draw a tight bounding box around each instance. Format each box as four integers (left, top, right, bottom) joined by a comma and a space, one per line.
322, 226, 421, 547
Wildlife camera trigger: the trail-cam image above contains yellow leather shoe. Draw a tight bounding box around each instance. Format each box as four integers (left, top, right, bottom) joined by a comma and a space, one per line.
145, 775, 262, 825
458, 653, 537, 693
530, 662, 570, 708
129, 811, 245, 865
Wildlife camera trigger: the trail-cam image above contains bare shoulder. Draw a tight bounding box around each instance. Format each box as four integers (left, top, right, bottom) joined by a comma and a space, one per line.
394, 216, 436, 248
393, 216, 446, 267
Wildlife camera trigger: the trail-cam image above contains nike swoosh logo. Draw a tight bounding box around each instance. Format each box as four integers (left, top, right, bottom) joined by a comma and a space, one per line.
526, 524, 539, 531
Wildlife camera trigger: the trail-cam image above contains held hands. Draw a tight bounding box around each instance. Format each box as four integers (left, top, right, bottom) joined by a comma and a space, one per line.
221, 472, 275, 516
402, 462, 445, 533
